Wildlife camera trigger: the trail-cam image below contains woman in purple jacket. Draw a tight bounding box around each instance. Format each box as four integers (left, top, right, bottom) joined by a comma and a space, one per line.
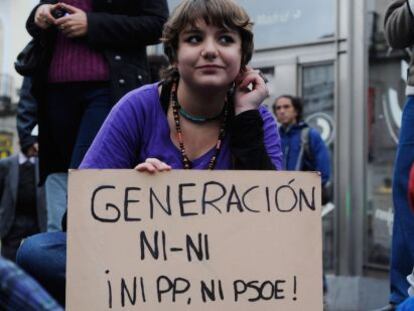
17, 0, 282, 306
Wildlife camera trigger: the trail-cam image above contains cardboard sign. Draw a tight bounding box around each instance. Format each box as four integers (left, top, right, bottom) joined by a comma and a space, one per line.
66, 170, 322, 310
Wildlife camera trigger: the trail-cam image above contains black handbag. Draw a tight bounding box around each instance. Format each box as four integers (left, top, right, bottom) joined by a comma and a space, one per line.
14, 39, 46, 76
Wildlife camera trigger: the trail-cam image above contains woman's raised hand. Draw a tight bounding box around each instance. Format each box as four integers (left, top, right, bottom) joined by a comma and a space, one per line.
34, 4, 59, 29
233, 66, 269, 115
134, 158, 172, 174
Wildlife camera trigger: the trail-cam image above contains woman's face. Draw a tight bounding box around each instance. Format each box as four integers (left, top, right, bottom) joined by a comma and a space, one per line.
175, 19, 242, 91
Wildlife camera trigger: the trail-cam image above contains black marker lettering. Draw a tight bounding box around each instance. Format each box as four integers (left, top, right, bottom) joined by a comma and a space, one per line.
150, 186, 172, 219
242, 186, 260, 213
179, 183, 198, 217
226, 185, 244, 213
202, 181, 225, 214
121, 277, 137, 307
91, 186, 120, 222
124, 187, 141, 222
299, 187, 316, 211
275, 179, 298, 212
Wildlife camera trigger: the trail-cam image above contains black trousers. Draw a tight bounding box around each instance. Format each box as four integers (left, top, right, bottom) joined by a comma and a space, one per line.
1, 214, 39, 262
45, 82, 111, 171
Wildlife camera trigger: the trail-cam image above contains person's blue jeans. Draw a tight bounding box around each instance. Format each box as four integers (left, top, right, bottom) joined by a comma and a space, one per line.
390, 95, 414, 304
0, 256, 62, 310
397, 296, 414, 310
16, 232, 67, 307
45, 173, 68, 232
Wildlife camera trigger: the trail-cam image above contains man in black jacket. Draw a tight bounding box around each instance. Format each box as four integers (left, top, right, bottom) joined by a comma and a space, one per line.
0, 77, 46, 262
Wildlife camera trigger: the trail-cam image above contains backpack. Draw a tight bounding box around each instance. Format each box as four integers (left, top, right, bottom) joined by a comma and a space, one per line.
301, 127, 312, 165
294, 127, 311, 171
297, 127, 332, 205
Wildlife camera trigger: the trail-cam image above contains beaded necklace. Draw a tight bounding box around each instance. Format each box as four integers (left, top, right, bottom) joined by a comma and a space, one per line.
170, 79, 228, 169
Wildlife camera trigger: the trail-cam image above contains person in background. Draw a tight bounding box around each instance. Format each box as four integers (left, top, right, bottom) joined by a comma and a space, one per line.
0, 150, 46, 262
273, 94, 331, 297
0, 77, 47, 262
26, 0, 169, 231
17, 77, 63, 233
273, 95, 331, 197
17, 0, 282, 306
381, 1, 414, 309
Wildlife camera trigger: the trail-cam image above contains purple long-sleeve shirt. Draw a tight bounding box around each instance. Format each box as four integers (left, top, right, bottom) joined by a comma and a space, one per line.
80, 83, 282, 170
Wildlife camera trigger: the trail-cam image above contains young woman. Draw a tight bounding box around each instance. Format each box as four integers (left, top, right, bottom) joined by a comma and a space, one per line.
17, 0, 282, 306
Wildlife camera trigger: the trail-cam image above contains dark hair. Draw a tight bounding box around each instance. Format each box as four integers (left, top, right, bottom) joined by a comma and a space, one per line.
161, 0, 254, 80
147, 54, 169, 83
273, 95, 303, 122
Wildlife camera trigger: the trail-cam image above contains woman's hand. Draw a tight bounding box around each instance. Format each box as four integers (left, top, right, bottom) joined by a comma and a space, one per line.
134, 158, 172, 174
54, 3, 88, 38
34, 4, 59, 29
233, 67, 269, 115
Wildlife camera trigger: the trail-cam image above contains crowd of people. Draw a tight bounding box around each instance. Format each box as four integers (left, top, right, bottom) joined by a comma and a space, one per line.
1, 0, 413, 310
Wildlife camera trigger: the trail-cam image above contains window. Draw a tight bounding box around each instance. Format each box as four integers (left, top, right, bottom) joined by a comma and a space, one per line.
302, 63, 335, 270
365, 60, 405, 268
167, 0, 336, 49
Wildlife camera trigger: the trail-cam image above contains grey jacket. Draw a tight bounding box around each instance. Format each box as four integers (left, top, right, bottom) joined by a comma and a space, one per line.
384, 0, 414, 89
0, 155, 46, 238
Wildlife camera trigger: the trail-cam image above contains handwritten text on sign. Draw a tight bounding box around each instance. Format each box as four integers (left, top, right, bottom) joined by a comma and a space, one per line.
66, 170, 322, 310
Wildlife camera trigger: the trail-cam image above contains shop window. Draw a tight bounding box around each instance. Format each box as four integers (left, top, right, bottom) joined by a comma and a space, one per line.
365, 60, 405, 269
301, 63, 335, 271
167, 0, 335, 49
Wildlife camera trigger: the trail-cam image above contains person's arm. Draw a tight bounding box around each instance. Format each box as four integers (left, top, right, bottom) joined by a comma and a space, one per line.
0, 257, 63, 311
230, 107, 282, 170
384, 0, 414, 48
231, 67, 282, 170
16, 78, 37, 152
309, 129, 331, 185
85, 0, 168, 48
26, 1, 58, 38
